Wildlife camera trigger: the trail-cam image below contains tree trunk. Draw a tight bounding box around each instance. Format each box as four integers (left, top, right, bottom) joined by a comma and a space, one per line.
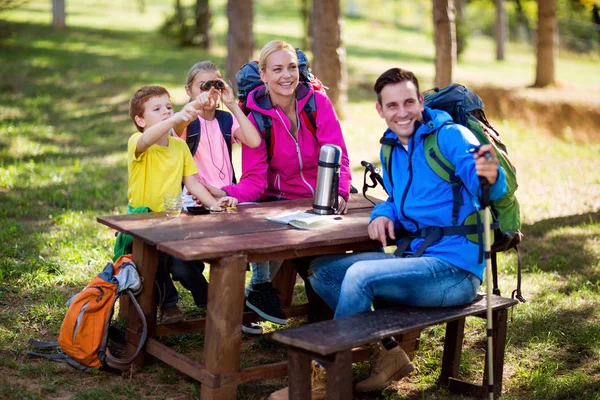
194, 0, 211, 49
226, 0, 253, 92
432, 0, 456, 88
312, 0, 346, 118
533, 0, 557, 87
495, 0, 507, 60
301, 0, 312, 51
52, 0, 66, 29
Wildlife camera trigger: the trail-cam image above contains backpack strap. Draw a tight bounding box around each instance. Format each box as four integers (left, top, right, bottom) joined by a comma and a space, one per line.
299, 93, 318, 137
393, 223, 498, 258
380, 138, 397, 200
251, 111, 275, 163
103, 289, 148, 370
27, 339, 90, 371
186, 117, 201, 157
423, 122, 463, 226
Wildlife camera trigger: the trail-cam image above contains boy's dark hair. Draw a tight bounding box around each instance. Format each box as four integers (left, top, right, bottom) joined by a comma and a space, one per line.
373, 68, 420, 104
129, 85, 170, 132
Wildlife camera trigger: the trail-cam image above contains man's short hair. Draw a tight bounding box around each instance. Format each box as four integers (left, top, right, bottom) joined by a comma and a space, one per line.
129, 85, 170, 132
373, 68, 421, 104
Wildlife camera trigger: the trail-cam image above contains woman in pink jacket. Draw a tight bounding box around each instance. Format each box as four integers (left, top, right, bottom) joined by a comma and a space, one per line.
207, 40, 351, 330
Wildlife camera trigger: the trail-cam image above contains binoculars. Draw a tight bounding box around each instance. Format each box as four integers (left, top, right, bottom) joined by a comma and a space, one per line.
200, 80, 225, 91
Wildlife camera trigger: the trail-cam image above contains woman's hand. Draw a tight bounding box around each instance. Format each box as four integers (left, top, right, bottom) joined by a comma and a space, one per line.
335, 196, 348, 215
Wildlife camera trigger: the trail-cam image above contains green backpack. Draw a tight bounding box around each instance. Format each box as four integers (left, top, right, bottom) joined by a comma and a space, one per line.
381, 83, 524, 302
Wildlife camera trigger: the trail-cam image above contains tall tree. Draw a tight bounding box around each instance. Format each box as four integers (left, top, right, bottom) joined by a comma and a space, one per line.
300, 0, 312, 51
194, 0, 211, 49
432, 0, 456, 87
495, 0, 507, 60
52, 0, 66, 29
226, 0, 253, 91
533, 0, 557, 87
312, 0, 347, 117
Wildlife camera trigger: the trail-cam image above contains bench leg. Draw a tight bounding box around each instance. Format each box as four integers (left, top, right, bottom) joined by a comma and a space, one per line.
483, 308, 509, 397
288, 350, 312, 400
440, 317, 465, 384
446, 309, 511, 398
325, 350, 353, 400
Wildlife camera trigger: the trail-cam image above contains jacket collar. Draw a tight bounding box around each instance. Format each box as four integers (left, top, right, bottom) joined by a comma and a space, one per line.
246, 83, 313, 118
380, 107, 453, 146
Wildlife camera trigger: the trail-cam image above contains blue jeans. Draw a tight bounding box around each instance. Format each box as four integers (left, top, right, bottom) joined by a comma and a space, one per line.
246, 260, 284, 296
308, 252, 481, 319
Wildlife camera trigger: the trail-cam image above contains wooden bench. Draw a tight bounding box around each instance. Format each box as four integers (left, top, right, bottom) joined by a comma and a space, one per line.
272, 294, 517, 400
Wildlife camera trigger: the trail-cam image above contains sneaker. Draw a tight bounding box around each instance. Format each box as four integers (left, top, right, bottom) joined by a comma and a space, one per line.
269, 361, 326, 400
158, 305, 184, 325
242, 322, 263, 335
242, 304, 264, 335
355, 342, 415, 392
246, 282, 288, 325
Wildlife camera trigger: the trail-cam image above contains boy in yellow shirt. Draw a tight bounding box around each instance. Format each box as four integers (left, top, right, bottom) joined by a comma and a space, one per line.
128, 85, 237, 323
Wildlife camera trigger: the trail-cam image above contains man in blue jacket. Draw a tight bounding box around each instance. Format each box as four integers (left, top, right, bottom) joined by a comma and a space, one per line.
306, 68, 507, 395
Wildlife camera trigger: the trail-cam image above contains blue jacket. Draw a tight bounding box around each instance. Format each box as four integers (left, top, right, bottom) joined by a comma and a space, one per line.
371, 107, 507, 281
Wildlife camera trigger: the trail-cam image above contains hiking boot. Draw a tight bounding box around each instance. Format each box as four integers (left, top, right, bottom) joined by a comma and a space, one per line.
242, 304, 264, 335
246, 282, 288, 325
268, 361, 326, 400
158, 305, 184, 325
355, 342, 415, 392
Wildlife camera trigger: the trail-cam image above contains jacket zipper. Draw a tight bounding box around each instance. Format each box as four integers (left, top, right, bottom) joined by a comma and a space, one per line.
275, 106, 315, 196
399, 139, 419, 229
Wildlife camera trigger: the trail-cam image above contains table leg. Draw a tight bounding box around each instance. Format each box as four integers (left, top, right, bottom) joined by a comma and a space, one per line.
127, 238, 158, 368
201, 255, 247, 400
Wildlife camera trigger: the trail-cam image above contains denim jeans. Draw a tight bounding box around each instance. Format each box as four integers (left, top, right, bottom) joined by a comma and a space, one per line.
308, 252, 481, 319
246, 260, 284, 297
157, 254, 208, 309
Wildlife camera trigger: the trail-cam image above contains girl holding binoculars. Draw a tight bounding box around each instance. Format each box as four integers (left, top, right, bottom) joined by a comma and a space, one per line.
173, 61, 261, 193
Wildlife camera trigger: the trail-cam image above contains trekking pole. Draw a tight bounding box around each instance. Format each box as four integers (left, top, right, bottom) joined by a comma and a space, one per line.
480, 159, 494, 400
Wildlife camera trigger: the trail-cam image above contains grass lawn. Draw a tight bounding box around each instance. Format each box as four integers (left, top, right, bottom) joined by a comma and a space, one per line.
1, 0, 599, 399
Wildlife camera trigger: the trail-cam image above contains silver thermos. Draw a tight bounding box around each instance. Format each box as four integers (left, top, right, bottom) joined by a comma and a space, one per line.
313, 144, 342, 215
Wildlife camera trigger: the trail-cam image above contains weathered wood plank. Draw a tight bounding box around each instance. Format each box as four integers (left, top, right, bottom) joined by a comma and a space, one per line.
272, 295, 517, 356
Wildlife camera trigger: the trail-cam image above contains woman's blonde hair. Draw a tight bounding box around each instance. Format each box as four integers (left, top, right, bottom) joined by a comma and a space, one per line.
258, 40, 297, 71
185, 61, 222, 88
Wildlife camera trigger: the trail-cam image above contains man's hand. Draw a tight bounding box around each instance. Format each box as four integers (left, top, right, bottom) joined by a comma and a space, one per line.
474, 144, 499, 185
203, 183, 227, 199
334, 195, 348, 215
368, 216, 395, 247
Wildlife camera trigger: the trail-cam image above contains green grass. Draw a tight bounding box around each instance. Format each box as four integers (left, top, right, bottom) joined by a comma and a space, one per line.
1, 0, 600, 399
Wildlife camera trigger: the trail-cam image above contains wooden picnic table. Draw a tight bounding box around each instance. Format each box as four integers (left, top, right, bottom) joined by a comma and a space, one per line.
97, 195, 382, 400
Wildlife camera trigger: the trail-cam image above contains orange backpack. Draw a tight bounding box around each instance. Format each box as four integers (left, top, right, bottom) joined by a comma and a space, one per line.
28, 255, 147, 370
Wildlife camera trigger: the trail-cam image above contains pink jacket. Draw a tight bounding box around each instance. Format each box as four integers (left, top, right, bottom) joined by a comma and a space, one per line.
223, 84, 351, 203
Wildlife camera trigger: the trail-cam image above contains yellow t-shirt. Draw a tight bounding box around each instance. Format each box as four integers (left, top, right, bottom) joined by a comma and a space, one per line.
127, 132, 198, 212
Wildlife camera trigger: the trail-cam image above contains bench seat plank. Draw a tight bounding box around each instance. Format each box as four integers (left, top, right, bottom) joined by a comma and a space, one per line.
272, 295, 517, 356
